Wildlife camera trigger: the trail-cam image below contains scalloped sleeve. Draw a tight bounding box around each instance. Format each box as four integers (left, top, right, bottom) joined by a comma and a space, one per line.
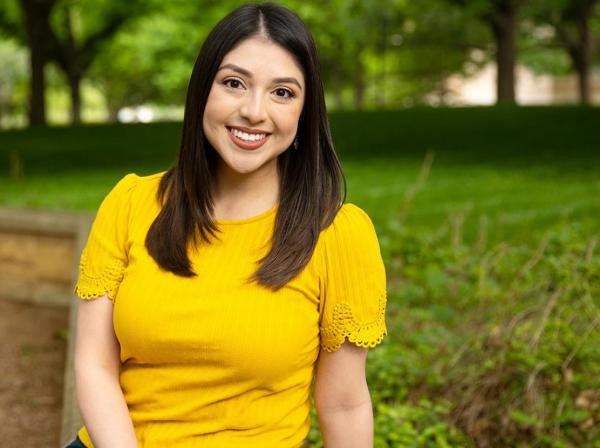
74, 173, 138, 302
318, 203, 388, 352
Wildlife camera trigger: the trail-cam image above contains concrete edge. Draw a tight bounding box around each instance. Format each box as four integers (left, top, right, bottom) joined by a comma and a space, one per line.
60, 213, 94, 446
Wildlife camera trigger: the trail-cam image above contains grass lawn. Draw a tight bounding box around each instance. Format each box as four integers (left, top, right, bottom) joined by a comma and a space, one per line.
2, 106, 599, 446
1, 105, 599, 244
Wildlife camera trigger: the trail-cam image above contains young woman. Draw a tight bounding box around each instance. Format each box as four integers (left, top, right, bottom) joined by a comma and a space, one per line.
66, 3, 387, 447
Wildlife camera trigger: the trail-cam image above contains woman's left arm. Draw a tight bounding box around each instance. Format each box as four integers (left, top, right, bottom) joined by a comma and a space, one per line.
314, 341, 373, 448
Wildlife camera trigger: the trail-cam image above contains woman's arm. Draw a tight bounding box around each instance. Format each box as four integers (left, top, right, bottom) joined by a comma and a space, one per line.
314, 342, 373, 448
74, 293, 138, 448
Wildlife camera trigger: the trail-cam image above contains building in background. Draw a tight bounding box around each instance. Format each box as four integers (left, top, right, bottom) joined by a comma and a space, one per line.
446, 63, 600, 105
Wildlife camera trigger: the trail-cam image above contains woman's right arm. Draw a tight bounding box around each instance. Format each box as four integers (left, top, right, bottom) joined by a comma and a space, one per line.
74, 293, 138, 448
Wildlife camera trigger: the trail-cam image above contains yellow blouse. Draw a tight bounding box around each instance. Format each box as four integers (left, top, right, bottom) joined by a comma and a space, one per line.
74, 172, 387, 448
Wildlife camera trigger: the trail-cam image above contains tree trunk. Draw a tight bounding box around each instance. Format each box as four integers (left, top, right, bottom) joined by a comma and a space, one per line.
27, 33, 46, 125
332, 62, 343, 110
571, 43, 591, 105
574, 3, 594, 105
107, 104, 120, 122
437, 76, 450, 106
576, 58, 590, 104
353, 45, 365, 110
554, 0, 597, 105
20, 0, 56, 126
376, 14, 389, 108
105, 83, 122, 122
67, 72, 82, 123
63, 7, 82, 124
489, 2, 518, 104
331, 39, 344, 110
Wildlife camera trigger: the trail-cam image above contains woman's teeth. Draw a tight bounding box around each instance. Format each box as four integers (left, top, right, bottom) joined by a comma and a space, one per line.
228, 127, 267, 142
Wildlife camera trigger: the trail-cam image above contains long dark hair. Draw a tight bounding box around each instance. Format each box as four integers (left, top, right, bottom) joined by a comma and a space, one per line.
145, 2, 346, 291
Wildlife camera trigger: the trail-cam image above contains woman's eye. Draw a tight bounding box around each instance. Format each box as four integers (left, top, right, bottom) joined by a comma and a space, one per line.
223, 79, 243, 89
222, 79, 294, 99
274, 88, 295, 99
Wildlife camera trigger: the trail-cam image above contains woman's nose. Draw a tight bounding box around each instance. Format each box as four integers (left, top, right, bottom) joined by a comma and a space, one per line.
239, 91, 267, 123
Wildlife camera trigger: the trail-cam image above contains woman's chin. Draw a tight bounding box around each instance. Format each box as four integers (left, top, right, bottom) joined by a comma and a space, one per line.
224, 160, 265, 176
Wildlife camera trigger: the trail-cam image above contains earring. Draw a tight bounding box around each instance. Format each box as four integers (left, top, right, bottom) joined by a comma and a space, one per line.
293, 137, 299, 150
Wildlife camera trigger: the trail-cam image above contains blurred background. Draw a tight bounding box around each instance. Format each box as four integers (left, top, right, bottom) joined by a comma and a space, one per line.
1, 0, 600, 126
0, 0, 599, 447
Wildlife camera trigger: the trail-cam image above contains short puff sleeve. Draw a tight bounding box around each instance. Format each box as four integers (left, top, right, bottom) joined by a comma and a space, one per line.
74, 173, 138, 302
318, 203, 388, 352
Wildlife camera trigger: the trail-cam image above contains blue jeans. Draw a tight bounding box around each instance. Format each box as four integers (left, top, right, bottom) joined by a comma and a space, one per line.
64, 435, 87, 448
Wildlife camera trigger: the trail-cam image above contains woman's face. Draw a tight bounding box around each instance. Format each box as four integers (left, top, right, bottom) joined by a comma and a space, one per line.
203, 35, 306, 179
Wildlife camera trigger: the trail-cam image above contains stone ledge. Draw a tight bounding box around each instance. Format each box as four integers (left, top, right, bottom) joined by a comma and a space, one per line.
0, 207, 91, 236
0, 206, 93, 445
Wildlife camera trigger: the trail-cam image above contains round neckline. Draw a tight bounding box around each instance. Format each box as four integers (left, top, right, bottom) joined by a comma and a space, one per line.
214, 203, 279, 225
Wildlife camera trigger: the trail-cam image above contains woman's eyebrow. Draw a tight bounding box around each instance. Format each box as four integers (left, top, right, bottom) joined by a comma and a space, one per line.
218, 63, 303, 91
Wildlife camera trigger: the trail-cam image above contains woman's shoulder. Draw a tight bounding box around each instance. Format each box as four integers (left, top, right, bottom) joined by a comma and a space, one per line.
337, 202, 372, 222
322, 202, 377, 237
316, 202, 381, 265
136, 170, 168, 183
105, 170, 165, 194
109, 170, 167, 201
97, 171, 167, 223
125, 170, 167, 190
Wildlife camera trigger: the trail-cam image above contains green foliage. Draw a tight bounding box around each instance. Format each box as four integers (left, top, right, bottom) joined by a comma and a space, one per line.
306, 396, 470, 447
373, 400, 469, 447
361, 200, 599, 446
88, 12, 204, 109
50, 0, 126, 43
306, 213, 600, 446
0, 0, 23, 39
0, 38, 27, 127
1, 0, 600, 120
0, 0, 491, 114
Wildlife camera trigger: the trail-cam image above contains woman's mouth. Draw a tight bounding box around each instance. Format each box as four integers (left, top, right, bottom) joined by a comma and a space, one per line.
226, 126, 270, 150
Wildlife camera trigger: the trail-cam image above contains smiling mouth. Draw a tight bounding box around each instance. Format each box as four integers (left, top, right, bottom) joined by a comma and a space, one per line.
226, 126, 271, 150
226, 126, 270, 142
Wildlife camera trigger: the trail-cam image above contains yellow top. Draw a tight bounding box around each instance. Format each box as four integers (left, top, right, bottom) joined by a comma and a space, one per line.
74, 172, 387, 448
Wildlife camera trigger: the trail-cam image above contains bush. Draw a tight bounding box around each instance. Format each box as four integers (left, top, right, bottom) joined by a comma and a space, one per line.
307, 219, 600, 447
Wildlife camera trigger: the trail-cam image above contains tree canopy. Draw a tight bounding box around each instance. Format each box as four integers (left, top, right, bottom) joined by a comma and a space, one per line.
0, 0, 598, 127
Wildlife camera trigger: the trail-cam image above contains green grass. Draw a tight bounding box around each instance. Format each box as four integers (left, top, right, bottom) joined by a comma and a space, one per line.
3, 106, 599, 446
1, 105, 599, 243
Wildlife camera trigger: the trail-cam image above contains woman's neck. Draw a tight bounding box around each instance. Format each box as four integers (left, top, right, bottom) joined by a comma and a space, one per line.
211, 161, 280, 221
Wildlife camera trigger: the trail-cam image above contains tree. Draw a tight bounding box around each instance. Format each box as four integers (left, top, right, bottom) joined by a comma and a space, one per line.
444, 0, 527, 104
289, 0, 375, 110
529, 0, 599, 104
298, 0, 438, 110
87, 0, 226, 119
47, 0, 147, 123
0, 0, 57, 125
396, 0, 491, 106
0, 0, 148, 125
20, 0, 58, 125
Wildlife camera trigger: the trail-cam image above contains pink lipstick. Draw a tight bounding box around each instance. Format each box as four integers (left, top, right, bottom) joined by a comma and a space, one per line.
226, 126, 270, 151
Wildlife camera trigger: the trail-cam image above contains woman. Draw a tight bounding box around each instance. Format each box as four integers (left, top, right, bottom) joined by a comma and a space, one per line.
67, 3, 387, 447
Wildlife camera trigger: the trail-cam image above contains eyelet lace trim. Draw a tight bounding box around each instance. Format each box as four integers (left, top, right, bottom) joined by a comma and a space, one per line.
320, 291, 388, 352
73, 248, 126, 301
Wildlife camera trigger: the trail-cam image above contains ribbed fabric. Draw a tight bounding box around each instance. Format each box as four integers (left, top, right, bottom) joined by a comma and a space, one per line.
73, 172, 387, 448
